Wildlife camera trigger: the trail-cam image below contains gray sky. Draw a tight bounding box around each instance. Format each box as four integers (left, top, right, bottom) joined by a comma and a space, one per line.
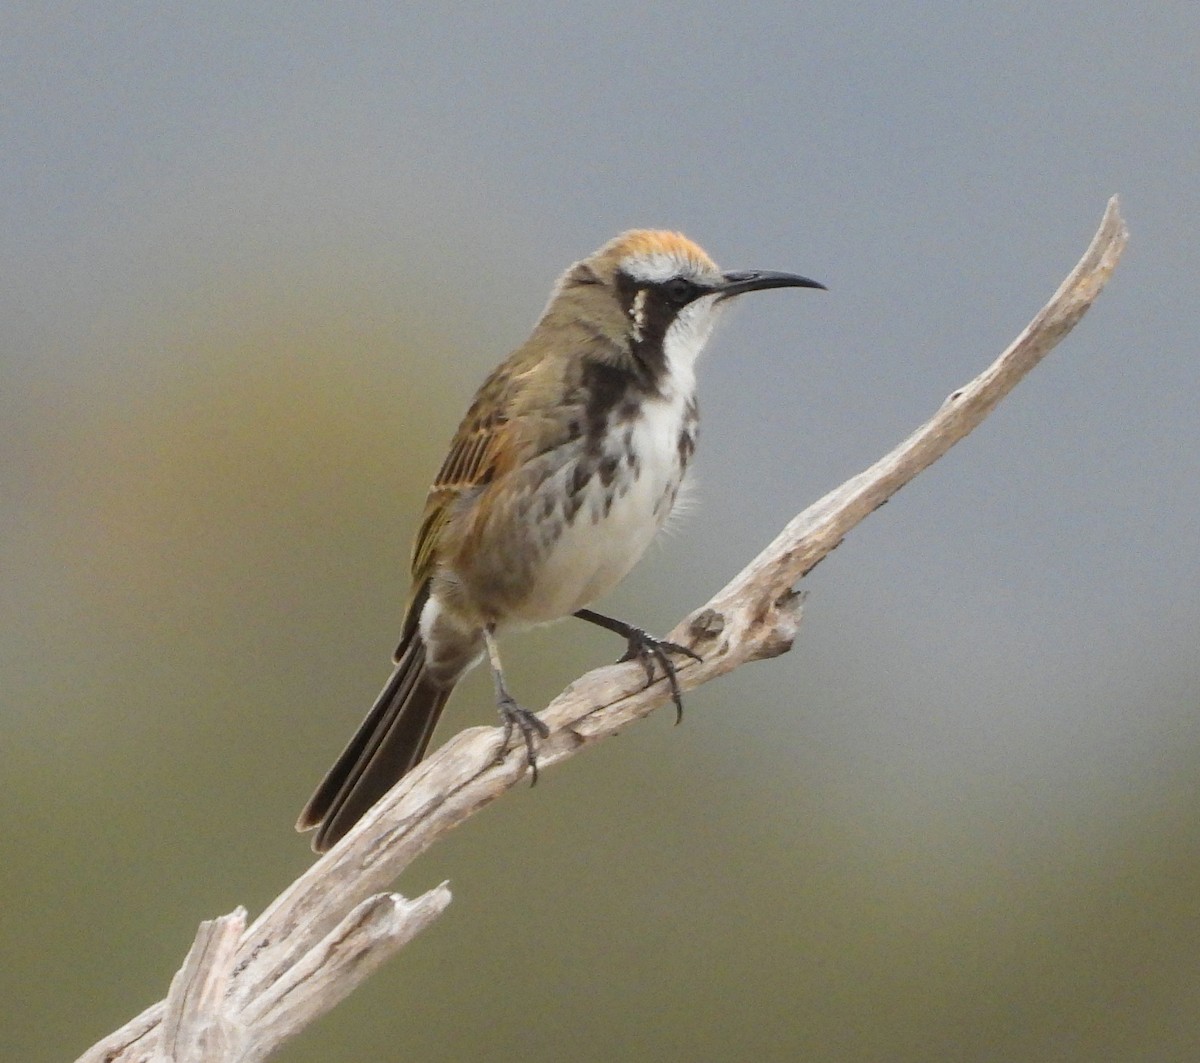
4, 5, 1199, 1061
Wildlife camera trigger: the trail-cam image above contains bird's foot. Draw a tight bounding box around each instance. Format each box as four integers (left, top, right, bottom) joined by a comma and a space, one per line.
618, 627, 703, 725
497, 694, 551, 784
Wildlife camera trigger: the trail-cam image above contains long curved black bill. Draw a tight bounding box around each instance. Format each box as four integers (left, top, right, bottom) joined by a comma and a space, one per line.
717, 269, 826, 300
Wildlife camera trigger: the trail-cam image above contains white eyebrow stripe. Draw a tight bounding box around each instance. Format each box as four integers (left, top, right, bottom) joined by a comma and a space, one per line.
622, 252, 706, 284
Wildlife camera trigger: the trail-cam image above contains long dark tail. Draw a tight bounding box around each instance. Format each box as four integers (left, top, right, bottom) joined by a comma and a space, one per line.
297, 631, 452, 853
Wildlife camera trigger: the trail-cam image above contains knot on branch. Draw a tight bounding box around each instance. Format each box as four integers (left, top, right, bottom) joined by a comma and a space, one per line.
687, 608, 726, 644
745, 589, 804, 662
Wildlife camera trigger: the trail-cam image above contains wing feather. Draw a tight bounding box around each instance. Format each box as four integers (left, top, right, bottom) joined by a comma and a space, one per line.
401, 343, 586, 634
406, 362, 521, 603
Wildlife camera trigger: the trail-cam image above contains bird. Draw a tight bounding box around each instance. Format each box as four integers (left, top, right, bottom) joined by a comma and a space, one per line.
297, 230, 823, 852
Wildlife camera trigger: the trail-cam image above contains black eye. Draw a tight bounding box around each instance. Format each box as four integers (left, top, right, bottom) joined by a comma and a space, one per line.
661, 277, 697, 304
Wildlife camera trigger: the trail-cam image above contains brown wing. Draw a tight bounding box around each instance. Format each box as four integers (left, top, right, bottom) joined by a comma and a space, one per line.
396, 321, 598, 655
397, 359, 530, 649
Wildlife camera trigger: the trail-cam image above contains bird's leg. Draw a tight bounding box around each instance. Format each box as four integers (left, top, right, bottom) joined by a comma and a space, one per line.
573, 608, 702, 725
483, 626, 550, 783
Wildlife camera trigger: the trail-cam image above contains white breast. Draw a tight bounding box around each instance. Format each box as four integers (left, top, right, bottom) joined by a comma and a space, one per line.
503, 295, 719, 628
511, 380, 696, 626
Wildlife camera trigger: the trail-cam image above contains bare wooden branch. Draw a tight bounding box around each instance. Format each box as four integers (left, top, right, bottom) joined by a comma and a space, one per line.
157, 910, 246, 1063
238, 887, 452, 1061
75, 197, 1128, 1063
81, 886, 452, 1063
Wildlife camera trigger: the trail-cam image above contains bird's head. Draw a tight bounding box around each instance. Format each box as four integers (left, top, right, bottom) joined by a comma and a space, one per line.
543, 230, 824, 381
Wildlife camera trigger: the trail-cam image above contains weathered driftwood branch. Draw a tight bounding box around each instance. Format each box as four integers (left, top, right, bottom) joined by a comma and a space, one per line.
77, 197, 1128, 1063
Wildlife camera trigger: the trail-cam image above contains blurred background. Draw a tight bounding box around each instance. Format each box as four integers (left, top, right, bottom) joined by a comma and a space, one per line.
4, 4, 1199, 1061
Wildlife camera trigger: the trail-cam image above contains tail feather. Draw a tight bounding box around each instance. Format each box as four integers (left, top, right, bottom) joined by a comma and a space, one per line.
297, 633, 452, 852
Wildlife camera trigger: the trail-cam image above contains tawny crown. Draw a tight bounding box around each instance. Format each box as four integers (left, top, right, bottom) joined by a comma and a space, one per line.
587, 230, 721, 286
